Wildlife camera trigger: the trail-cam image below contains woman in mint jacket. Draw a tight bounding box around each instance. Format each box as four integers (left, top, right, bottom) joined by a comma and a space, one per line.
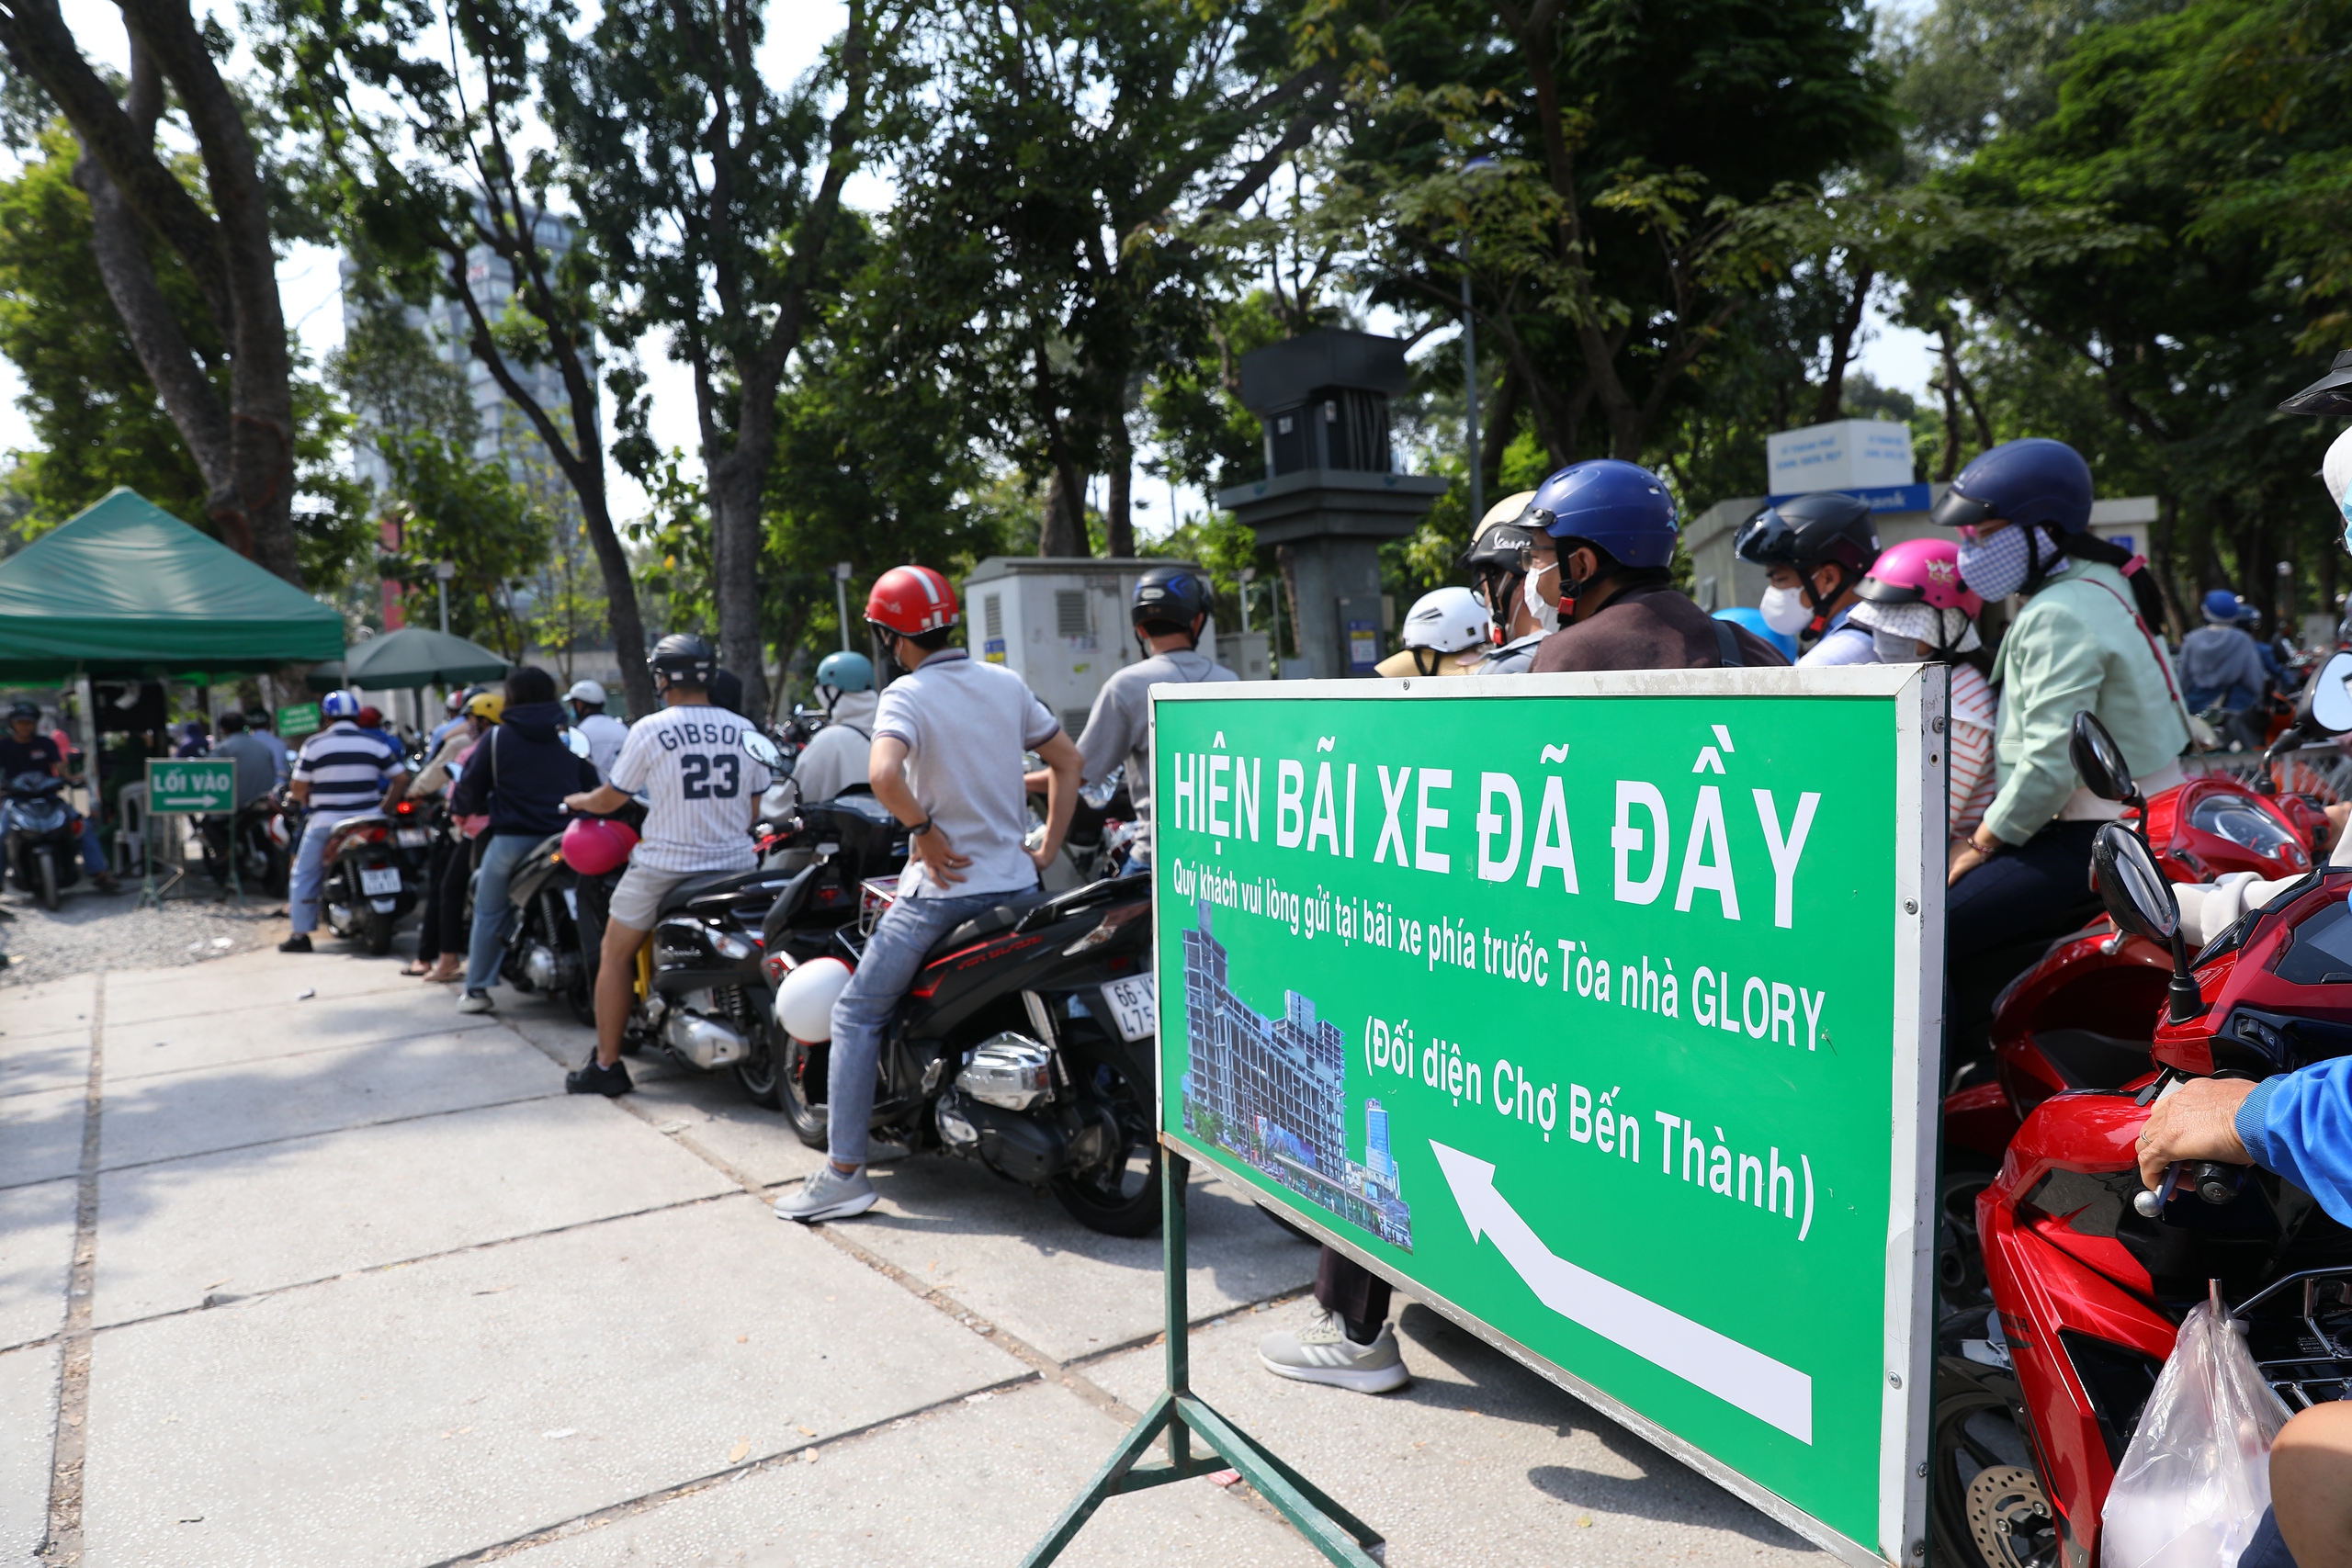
1936, 438, 2192, 965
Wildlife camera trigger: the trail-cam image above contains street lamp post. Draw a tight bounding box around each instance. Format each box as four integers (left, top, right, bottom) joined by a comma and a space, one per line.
434, 560, 456, 635
832, 562, 854, 651
1460, 156, 1498, 529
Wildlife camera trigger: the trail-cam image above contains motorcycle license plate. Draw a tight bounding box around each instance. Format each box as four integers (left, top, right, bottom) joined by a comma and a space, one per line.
1102, 974, 1156, 1043
358, 866, 402, 897
395, 829, 430, 847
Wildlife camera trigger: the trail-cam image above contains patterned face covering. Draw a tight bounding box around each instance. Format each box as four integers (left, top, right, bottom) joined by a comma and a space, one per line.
1956, 525, 2065, 602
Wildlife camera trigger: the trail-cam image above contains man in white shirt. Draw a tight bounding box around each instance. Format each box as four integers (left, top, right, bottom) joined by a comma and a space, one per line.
560, 635, 772, 1095
775, 565, 1082, 1223
564, 679, 630, 782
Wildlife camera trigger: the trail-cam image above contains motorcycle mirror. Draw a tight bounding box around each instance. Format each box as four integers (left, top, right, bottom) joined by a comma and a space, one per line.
2093, 822, 2176, 944
2068, 711, 2139, 806
2301, 650, 2352, 736
742, 731, 782, 768
563, 728, 593, 761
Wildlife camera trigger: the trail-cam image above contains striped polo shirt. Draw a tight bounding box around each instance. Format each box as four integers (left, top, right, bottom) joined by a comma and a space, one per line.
291, 721, 406, 812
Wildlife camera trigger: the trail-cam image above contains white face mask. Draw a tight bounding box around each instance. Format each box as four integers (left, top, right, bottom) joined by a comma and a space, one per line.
1758, 585, 1814, 637
1872, 628, 1924, 663
1521, 560, 1560, 637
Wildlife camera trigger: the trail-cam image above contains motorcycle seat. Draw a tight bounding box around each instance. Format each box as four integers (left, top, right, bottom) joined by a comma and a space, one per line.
657, 867, 786, 918
924, 889, 1053, 964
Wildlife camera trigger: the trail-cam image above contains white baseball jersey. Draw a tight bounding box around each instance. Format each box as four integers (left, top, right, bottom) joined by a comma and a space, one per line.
606, 705, 774, 874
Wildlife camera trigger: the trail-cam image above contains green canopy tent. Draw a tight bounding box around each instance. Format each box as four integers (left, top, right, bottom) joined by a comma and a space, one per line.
0, 488, 345, 680
321, 626, 509, 691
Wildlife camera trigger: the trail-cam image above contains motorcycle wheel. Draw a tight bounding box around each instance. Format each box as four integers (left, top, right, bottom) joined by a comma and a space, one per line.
1931, 1361, 2060, 1568
1050, 1043, 1163, 1237
1937, 1164, 1996, 1315
35, 849, 59, 911
733, 1023, 783, 1110
361, 901, 396, 956
778, 1033, 830, 1148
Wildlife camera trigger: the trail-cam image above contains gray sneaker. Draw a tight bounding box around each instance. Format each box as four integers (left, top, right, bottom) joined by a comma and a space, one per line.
774, 1164, 876, 1223
1259, 1310, 1410, 1393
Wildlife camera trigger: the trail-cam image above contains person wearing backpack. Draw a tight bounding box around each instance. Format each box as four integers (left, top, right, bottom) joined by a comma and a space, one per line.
448, 666, 600, 1014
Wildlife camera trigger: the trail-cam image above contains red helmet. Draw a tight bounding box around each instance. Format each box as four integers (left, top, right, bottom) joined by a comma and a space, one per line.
560, 815, 639, 876
865, 565, 959, 636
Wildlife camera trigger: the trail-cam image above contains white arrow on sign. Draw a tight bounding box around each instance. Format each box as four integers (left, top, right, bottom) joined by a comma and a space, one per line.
1430, 1141, 1813, 1443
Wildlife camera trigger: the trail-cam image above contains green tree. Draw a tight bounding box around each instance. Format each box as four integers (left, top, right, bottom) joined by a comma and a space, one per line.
372, 433, 552, 658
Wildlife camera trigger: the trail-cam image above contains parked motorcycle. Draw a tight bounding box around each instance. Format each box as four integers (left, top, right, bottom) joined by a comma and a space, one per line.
3, 770, 83, 909
764, 852, 1163, 1238
1933, 664, 2352, 1568
197, 793, 291, 897
317, 795, 432, 954
492, 830, 597, 1023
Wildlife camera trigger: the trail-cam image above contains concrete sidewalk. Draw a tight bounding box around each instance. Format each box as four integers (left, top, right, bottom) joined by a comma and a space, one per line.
1, 945, 1826, 1566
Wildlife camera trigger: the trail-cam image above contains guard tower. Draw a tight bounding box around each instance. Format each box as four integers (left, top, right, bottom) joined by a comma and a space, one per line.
1216, 330, 1449, 678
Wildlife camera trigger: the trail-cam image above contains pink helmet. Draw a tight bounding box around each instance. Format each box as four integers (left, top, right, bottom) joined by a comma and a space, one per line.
1854, 536, 1984, 617
560, 816, 639, 876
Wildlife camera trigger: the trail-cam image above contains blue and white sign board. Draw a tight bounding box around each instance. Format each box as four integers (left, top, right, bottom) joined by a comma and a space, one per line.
1766, 420, 1917, 497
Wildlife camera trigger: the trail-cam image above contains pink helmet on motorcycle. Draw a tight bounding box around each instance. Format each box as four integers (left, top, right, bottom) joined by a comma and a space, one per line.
560, 816, 639, 876
1854, 536, 1984, 616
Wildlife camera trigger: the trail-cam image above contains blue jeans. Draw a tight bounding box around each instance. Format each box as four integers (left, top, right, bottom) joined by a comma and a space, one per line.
464, 833, 537, 993
827, 890, 1008, 1166
289, 809, 362, 935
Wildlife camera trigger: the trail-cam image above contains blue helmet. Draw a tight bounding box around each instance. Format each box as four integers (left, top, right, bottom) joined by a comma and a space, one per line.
1929, 438, 2093, 536
1525, 459, 1679, 569
2202, 589, 2242, 623
321, 691, 360, 719
815, 649, 874, 694
1713, 606, 1797, 662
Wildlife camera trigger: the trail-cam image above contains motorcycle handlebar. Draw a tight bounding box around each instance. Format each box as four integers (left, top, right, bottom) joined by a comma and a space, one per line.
2132, 1158, 2249, 1217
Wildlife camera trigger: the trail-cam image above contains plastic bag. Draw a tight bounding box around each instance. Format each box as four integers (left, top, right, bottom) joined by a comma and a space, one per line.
2101, 1291, 2293, 1568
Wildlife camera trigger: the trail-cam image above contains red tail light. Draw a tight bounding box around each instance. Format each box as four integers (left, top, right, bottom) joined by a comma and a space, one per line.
394, 799, 416, 816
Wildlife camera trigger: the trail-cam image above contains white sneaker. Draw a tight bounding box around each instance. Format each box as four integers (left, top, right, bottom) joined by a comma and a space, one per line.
457, 990, 494, 1014
774, 1165, 876, 1223
1259, 1310, 1410, 1393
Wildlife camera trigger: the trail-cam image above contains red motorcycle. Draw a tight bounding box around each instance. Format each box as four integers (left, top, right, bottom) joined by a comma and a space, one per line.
1934, 672, 2352, 1568
1939, 719, 2329, 1308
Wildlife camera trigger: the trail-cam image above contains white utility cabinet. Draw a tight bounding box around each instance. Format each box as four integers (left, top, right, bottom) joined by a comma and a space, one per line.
961, 557, 1219, 741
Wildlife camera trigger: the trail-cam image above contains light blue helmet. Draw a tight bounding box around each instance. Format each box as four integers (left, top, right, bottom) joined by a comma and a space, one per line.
815, 650, 874, 694
321, 691, 361, 719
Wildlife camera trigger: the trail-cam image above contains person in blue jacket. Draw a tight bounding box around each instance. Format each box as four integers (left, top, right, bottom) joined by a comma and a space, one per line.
2139, 1066, 2352, 1568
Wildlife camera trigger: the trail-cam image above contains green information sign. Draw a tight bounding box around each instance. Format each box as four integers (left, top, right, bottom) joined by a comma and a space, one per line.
145, 757, 234, 813
1151, 667, 1939, 1566
277, 701, 322, 740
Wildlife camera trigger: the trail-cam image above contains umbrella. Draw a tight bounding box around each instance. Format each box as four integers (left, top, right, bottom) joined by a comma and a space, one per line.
335, 627, 511, 690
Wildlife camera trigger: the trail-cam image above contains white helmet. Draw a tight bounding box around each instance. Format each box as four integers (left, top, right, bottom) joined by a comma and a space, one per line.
1400, 586, 1492, 653
2325, 426, 2352, 522
565, 678, 608, 706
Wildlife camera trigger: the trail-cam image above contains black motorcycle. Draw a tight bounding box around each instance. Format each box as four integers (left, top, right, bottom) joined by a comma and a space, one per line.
197, 793, 291, 897
494, 830, 597, 1023
4, 770, 84, 909
317, 795, 432, 954
764, 856, 1161, 1238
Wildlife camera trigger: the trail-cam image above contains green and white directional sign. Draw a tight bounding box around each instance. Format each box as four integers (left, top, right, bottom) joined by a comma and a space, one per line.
1151, 666, 1940, 1567
276, 701, 322, 740
144, 757, 234, 814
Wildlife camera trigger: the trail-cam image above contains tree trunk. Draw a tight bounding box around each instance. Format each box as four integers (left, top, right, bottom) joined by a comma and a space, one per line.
1039, 467, 1088, 556
1104, 417, 1135, 558
1276, 543, 1305, 661
1811, 265, 1874, 426
1479, 363, 1521, 503
707, 449, 769, 719
1934, 332, 1964, 483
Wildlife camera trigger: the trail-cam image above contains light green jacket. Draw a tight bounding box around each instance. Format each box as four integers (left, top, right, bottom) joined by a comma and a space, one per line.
1984, 559, 2191, 846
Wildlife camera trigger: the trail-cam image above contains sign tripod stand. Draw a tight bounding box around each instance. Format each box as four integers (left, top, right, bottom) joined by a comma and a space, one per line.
1023, 1146, 1385, 1568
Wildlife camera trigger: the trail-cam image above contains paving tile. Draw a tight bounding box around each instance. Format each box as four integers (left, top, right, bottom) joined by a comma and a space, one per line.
625, 1071, 830, 1189
80, 1197, 1028, 1567
835, 1161, 1319, 1364
95, 1096, 737, 1327
0, 1083, 85, 1190
0, 1343, 59, 1562
103, 949, 419, 1025
0, 972, 94, 1039
493, 1374, 1316, 1568
101, 995, 500, 1086
96, 1027, 560, 1172
1087, 1302, 1828, 1566
0, 1026, 88, 1100
0, 1176, 75, 1350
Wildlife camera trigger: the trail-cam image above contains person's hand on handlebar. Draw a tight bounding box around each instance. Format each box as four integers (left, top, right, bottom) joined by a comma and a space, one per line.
2136, 1077, 2258, 1192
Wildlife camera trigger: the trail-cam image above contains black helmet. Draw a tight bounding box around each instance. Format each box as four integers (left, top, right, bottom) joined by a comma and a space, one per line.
7, 701, 37, 724
2281, 350, 2352, 417
648, 633, 717, 693
1132, 565, 1211, 639
1733, 492, 1882, 577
